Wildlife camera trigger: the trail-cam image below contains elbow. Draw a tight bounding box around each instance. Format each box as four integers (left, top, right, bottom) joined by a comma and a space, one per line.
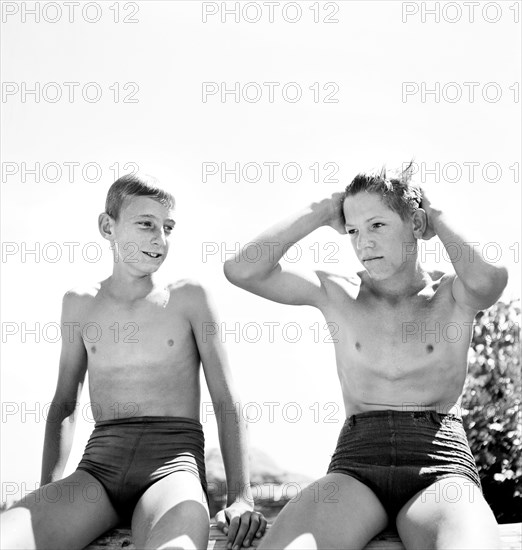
224, 250, 273, 289
492, 264, 509, 297
49, 396, 77, 423
467, 265, 509, 304
483, 264, 509, 297
223, 258, 240, 285
223, 258, 253, 287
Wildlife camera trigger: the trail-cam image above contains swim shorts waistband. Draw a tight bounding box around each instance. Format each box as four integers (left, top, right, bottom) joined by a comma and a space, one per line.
94, 415, 204, 429
345, 409, 462, 427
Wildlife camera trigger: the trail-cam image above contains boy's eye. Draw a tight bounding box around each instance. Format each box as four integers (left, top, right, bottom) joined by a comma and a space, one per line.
347, 229, 357, 235
372, 223, 384, 228
164, 225, 174, 234
138, 221, 152, 228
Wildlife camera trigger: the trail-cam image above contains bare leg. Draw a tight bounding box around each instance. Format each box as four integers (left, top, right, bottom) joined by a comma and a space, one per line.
0, 470, 119, 550
396, 476, 500, 550
131, 471, 210, 550
258, 473, 388, 550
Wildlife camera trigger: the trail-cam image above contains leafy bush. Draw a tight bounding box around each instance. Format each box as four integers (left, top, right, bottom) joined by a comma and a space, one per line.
462, 299, 521, 523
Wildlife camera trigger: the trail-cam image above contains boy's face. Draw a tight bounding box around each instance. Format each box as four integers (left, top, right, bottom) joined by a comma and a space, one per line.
110, 196, 175, 274
343, 192, 416, 281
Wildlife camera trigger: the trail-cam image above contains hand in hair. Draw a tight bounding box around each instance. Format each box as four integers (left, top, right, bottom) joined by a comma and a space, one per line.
419, 187, 437, 240
325, 191, 348, 235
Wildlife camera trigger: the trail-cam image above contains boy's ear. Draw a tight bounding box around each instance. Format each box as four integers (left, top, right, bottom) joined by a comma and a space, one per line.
411, 208, 427, 238
98, 212, 115, 240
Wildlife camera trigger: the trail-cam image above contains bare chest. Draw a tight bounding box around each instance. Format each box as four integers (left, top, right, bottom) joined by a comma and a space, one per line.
79, 302, 197, 370
327, 290, 473, 371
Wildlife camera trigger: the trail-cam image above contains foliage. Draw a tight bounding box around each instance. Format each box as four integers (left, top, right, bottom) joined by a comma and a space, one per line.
462, 299, 521, 523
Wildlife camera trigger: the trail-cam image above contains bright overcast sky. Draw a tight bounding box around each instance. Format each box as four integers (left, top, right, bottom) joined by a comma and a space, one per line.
1, 1, 520, 504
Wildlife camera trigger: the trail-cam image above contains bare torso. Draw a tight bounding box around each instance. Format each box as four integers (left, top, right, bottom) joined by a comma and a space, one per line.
72, 279, 201, 421
320, 270, 477, 417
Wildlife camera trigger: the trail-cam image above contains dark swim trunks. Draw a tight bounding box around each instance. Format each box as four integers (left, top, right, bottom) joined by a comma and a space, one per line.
77, 416, 208, 521
327, 410, 482, 519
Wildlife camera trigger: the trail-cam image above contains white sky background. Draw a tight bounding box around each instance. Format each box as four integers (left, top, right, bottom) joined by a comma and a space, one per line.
1, 1, 521, 504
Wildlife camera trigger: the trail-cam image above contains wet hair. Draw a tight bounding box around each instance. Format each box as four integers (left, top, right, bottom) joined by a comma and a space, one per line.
105, 173, 175, 221
343, 161, 421, 221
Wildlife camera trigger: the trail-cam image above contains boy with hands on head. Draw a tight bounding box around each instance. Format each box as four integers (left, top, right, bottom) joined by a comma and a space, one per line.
225, 163, 506, 550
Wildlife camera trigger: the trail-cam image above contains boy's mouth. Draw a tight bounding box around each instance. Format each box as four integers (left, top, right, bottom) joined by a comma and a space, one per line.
362, 256, 383, 263
143, 251, 163, 259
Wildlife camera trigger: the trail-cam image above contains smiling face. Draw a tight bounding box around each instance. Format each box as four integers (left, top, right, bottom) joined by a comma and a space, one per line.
343, 192, 418, 281
108, 196, 176, 274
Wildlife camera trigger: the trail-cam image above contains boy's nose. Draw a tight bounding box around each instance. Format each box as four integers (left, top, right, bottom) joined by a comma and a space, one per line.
151, 229, 167, 246
356, 234, 374, 250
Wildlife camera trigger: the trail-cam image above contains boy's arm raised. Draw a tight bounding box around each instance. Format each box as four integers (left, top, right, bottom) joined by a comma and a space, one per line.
224, 193, 346, 308
187, 282, 267, 549
421, 190, 509, 311
40, 291, 87, 485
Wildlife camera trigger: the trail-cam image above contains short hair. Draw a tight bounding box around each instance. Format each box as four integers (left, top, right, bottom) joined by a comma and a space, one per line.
343, 161, 421, 221
105, 173, 175, 221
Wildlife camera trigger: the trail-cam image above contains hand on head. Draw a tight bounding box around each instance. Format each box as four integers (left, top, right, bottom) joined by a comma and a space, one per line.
418, 187, 437, 240
327, 191, 348, 235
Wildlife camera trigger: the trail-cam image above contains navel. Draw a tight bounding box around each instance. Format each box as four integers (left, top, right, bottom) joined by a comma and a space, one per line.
355, 342, 361, 351
91, 345, 96, 354
167, 339, 174, 347
426, 344, 434, 353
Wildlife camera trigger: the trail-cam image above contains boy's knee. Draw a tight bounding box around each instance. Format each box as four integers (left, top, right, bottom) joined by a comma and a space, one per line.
0, 508, 35, 550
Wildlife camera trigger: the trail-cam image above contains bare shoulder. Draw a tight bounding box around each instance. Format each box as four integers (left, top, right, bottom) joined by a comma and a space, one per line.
428, 269, 451, 287
317, 270, 361, 301
427, 270, 456, 294
62, 282, 102, 314
167, 278, 210, 298
429, 270, 484, 315
166, 278, 215, 315
64, 283, 101, 300
425, 270, 474, 309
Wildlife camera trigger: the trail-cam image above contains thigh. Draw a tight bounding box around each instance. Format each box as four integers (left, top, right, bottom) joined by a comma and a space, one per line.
396, 476, 501, 550
258, 473, 388, 550
131, 471, 210, 550
0, 469, 119, 550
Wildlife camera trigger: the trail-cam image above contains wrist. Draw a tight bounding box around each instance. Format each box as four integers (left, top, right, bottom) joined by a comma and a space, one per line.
227, 491, 254, 508
428, 206, 444, 228
310, 198, 335, 227
227, 499, 254, 511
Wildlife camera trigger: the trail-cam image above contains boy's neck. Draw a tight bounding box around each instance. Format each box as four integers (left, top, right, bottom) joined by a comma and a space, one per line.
106, 267, 160, 301
364, 261, 430, 303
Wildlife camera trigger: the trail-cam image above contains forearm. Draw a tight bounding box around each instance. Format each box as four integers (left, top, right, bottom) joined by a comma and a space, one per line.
431, 208, 508, 294
40, 406, 77, 485
224, 200, 331, 281
216, 400, 253, 506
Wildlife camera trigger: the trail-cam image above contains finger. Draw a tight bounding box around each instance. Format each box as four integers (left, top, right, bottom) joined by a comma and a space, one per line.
215, 510, 227, 532
215, 510, 225, 522
257, 515, 268, 537
241, 513, 261, 547
230, 512, 251, 550
217, 522, 229, 535
226, 516, 241, 549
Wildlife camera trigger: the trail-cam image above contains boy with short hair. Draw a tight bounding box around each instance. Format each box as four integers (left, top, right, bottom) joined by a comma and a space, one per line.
1, 173, 266, 550
224, 164, 506, 549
